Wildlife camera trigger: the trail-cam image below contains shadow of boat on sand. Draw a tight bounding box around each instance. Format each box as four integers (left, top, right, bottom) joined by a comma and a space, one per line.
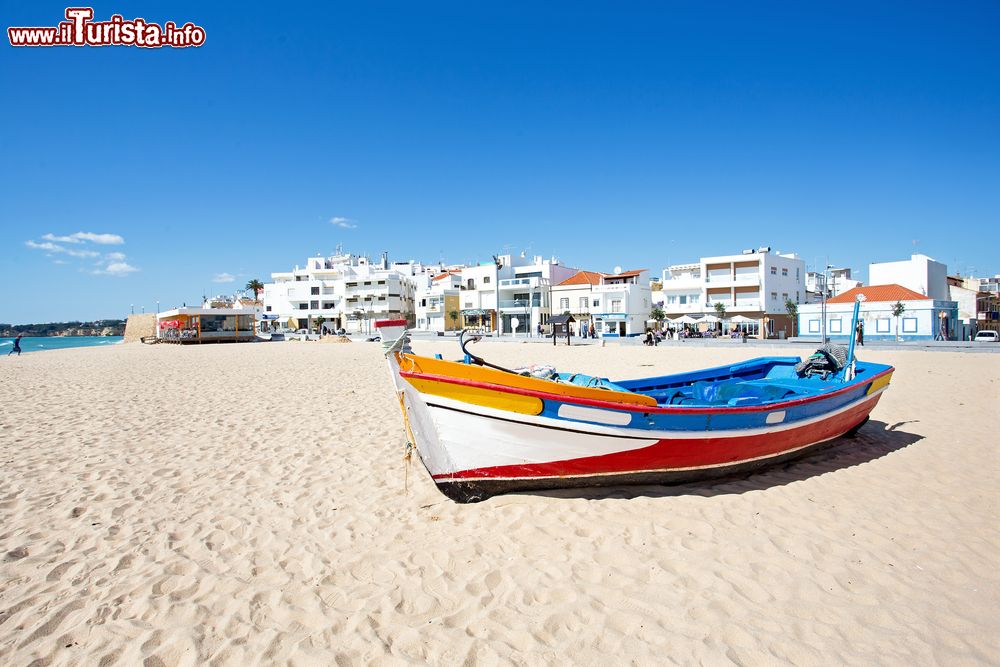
518, 420, 925, 502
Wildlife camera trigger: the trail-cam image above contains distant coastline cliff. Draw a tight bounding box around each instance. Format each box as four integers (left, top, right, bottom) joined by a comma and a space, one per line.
0, 320, 126, 337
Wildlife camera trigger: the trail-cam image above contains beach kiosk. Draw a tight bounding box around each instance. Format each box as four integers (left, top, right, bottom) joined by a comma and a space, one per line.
156, 306, 257, 344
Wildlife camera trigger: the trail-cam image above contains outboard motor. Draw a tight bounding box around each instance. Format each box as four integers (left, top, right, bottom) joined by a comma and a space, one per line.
795, 344, 849, 380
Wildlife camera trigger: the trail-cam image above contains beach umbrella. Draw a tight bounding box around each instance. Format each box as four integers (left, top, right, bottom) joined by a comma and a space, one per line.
729, 315, 756, 323
287, 317, 299, 330
674, 315, 702, 325
701, 314, 720, 324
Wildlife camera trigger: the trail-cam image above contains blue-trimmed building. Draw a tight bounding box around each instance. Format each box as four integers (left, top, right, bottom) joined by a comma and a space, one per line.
797, 284, 959, 341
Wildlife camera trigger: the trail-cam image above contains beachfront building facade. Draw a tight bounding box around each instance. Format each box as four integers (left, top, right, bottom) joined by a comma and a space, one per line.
805, 267, 862, 302
653, 248, 806, 339
551, 269, 652, 337
457, 254, 578, 336
415, 271, 463, 333
262, 252, 419, 334
797, 284, 958, 341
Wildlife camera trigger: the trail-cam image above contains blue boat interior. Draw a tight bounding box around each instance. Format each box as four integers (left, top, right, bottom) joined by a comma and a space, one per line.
603, 357, 888, 407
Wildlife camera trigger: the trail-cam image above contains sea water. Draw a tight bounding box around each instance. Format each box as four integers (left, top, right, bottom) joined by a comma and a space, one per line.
0, 336, 123, 354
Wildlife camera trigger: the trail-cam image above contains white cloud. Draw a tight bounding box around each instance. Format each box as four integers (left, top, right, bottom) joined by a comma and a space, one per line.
25, 240, 99, 258
105, 251, 126, 261
27, 240, 63, 252
96, 262, 139, 276
330, 216, 357, 229
213, 272, 236, 283
42, 231, 125, 245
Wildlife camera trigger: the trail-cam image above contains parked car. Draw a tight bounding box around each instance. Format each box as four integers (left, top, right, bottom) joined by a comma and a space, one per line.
973, 330, 999, 343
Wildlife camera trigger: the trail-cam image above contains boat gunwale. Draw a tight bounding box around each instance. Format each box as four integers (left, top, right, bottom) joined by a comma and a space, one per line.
397, 366, 894, 415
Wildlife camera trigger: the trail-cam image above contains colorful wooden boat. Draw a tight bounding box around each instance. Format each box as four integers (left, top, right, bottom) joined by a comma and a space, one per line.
376, 316, 893, 503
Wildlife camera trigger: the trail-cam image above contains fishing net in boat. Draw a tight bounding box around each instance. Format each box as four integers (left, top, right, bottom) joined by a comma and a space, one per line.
795, 344, 849, 379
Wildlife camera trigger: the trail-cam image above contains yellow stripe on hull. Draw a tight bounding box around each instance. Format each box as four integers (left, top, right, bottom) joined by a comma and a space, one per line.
406, 377, 545, 415
867, 372, 892, 395
396, 353, 657, 408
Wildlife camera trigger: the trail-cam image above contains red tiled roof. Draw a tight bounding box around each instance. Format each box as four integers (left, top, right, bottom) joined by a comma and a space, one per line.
432, 271, 460, 281
828, 284, 931, 304
556, 270, 605, 286
605, 269, 647, 279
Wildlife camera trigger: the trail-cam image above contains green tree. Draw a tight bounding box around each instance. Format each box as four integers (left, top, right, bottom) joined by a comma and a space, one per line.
650, 305, 665, 327
314, 315, 326, 335
245, 279, 264, 300
891, 301, 906, 341
448, 309, 460, 331
784, 298, 798, 336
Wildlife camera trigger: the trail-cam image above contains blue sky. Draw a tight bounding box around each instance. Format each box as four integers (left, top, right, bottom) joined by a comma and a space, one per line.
2, 1, 998, 323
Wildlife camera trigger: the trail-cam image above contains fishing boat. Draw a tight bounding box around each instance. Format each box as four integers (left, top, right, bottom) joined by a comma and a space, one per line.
377, 301, 892, 503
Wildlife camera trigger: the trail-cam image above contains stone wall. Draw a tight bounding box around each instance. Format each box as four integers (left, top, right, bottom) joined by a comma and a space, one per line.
122, 314, 157, 343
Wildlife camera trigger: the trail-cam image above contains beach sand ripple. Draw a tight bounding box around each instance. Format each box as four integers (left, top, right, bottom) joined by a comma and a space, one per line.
1, 341, 998, 665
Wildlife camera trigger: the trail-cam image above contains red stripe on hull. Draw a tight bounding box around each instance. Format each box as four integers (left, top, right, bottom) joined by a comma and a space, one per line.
434, 393, 882, 481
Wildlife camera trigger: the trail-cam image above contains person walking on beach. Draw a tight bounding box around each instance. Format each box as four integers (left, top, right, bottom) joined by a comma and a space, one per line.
855, 321, 864, 347
8, 334, 23, 356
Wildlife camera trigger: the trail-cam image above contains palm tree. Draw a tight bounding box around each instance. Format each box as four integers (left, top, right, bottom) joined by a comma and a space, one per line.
713, 301, 727, 334
448, 310, 460, 331
891, 301, 906, 341
314, 315, 326, 335
245, 279, 264, 300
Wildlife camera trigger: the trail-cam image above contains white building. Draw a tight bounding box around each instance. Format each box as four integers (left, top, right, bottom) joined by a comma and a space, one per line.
456, 254, 578, 336
653, 248, 806, 339
805, 267, 862, 302
797, 284, 958, 341
868, 253, 948, 301
415, 270, 463, 333
947, 276, 979, 341
262, 252, 418, 334
551, 269, 652, 337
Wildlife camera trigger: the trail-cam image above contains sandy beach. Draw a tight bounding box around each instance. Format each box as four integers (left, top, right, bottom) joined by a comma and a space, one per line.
1, 340, 998, 666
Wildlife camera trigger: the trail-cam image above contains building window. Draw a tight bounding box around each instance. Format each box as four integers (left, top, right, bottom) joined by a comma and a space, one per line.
876, 318, 890, 333
559, 298, 570, 310
796, 268, 800, 280
611, 299, 622, 312
796, 291, 800, 303
299, 304, 308, 310
770, 292, 777, 301
829, 318, 843, 333
265, 306, 272, 312
781, 268, 788, 276
808, 319, 820, 333
467, 278, 475, 290
579, 297, 588, 311
483, 277, 490, 284
902, 317, 918, 333
782, 292, 788, 302
311, 286, 320, 295
592, 299, 600, 307
770, 267, 777, 275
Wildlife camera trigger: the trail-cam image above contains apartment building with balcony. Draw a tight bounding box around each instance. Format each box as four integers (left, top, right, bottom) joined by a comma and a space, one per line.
415, 271, 463, 333
551, 269, 652, 337
653, 248, 806, 338
262, 252, 419, 334
456, 254, 577, 335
